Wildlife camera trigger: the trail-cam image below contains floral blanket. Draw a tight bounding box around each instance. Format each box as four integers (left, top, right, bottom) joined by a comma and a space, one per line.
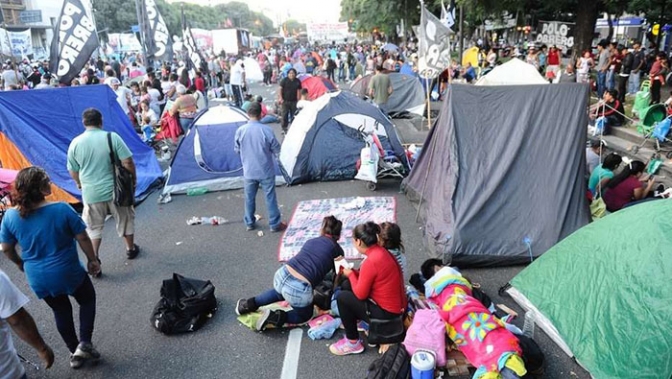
426, 268, 525, 379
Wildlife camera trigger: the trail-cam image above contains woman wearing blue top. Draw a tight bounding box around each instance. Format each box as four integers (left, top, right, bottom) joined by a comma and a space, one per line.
0, 167, 102, 369
588, 153, 622, 196
236, 216, 344, 331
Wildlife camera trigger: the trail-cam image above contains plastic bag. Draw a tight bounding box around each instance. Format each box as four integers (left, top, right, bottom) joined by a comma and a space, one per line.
355, 143, 379, 183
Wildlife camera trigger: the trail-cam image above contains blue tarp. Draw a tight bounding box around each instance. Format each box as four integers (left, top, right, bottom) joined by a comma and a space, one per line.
0, 85, 162, 202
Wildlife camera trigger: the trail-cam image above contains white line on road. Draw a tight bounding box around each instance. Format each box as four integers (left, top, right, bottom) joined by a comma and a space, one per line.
280, 328, 303, 379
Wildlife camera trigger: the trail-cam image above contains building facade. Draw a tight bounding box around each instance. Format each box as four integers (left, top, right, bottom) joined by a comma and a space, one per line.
1, 0, 63, 60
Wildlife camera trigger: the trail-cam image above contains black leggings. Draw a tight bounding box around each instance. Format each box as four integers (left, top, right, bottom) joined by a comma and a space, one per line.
651, 79, 662, 104
336, 290, 399, 340
43, 275, 96, 353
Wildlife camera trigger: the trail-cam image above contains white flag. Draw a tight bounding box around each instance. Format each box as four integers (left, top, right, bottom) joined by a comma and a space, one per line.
418, 5, 452, 79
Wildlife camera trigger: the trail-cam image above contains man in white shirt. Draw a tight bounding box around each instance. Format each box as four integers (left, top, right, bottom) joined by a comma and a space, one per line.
108, 78, 132, 116
0, 269, 54, 378
230, 61, 246, 107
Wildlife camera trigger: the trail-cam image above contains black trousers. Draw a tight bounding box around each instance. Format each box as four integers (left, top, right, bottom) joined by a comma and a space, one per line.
232, 84, 243, 107
43, 276, 96, 353
617, 75, 628, 103
281, 101, 297, 131
651, 79, 662, 104
326, 69, 335, 82
336, 290, 399, 340
263, 71, 272, 85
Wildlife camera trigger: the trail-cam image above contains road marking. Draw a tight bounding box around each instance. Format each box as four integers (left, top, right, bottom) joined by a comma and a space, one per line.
280, 328, 303, 379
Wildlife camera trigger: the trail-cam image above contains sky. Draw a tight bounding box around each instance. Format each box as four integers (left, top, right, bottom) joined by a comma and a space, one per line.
166, 0, 343, 25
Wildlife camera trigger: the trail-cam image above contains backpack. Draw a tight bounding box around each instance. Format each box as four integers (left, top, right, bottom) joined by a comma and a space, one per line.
366, 343, 411, 379
402, 309, 446, 366
151, 273, 218, 335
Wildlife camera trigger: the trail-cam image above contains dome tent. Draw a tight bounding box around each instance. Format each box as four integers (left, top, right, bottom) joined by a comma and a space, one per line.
279, 91, 408, 185
162, 104, 285, 195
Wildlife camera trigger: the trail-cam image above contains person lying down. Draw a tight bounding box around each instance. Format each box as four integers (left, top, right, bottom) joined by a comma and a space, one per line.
422, 260, 527, 379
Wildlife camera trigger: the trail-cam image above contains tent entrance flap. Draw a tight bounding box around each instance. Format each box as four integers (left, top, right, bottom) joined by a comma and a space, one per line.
193, 127, 243, 174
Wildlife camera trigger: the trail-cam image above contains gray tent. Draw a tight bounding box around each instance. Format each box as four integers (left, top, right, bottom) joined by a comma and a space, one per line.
350, 73, 426, 117
403, 84, 591, 267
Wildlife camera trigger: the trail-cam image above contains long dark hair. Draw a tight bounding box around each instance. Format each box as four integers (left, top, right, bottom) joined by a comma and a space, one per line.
379, 222, 404, 253
607, 160, 645, 189
11, 167, 50, 218
352, 222, 380, 247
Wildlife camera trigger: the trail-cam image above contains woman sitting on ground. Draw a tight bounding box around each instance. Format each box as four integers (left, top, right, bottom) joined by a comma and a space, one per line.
330, 222, 406, 356
0, 167, 101, 369
236, 216, 344, 331
378, 222, 407, 277
602, 160, 656, 212
588, 153, 622, 196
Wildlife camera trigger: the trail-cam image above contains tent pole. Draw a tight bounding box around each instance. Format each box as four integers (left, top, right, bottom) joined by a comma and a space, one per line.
425, 77, 431, 129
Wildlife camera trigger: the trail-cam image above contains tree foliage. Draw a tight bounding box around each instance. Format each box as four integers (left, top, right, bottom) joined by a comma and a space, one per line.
340, 0, 421, 35
91, 0, 275, 38
284, 19, 307, 34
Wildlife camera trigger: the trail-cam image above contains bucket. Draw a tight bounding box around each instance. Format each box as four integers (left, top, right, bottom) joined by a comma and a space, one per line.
411, 350, 435, 379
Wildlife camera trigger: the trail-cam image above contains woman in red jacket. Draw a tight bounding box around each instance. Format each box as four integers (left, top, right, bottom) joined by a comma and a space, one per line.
329, 222, 407, 356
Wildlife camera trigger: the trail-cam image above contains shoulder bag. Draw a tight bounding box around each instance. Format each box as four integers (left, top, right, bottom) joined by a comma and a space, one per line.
107, 133, 135, 207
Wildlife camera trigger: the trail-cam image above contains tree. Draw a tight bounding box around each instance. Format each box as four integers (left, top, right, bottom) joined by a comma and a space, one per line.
340, 0, 421, 36
284, 19, 307, 35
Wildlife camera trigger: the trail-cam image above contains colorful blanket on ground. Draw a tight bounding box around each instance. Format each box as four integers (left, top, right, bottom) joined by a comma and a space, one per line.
427, 268, 525, 379
278, 196, 396, 261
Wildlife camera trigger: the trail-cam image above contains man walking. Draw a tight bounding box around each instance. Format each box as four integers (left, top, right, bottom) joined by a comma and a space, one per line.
67, 108, 140, 275
278, 68, 302, 134
234, 102, 286, 233
230, 61, 246, 107
629, 43, 645, 95
596, 41, 610, 99
368, 65, 393, 112
0, 269, 55, 378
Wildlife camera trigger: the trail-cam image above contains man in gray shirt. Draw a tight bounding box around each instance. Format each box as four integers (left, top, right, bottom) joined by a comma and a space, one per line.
1, 63, 22, 91
596, 41, 610, 98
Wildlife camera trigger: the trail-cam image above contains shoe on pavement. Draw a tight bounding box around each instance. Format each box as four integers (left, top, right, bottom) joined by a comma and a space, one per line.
126, 244, 140, 259
74, 342, 101, 360
246, 223, 256, 231
329, 337, 365, 356
271, 222, 288, 233
70, 353, 85, 369
235, 298, 257, 316
255, 309, 287, 331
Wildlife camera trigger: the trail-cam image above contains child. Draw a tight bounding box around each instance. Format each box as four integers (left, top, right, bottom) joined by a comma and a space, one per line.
664, 91, 672, 115
378, 222, 407, 277
421, 259, 528, 379
297, 88, 310, 110
141, 116, 155, 144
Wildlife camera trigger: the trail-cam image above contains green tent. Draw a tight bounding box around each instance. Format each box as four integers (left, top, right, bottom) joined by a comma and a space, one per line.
507, 200, 672, 379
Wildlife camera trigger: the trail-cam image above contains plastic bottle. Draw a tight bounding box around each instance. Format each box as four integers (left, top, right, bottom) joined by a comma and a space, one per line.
200, 216, 228, 225
187, 187, 208, 196
522, 311, 536, 339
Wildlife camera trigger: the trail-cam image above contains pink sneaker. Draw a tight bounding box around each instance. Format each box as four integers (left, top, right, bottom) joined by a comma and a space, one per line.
329, 337, 365, 356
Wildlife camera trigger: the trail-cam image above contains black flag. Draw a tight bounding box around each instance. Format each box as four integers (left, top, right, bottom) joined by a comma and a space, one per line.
181, 7, 207, 74
50, 0, 98, 85
141, 0, 172, 63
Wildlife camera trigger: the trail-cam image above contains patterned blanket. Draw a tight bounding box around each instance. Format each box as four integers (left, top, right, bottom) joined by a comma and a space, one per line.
278, 196, 396, 261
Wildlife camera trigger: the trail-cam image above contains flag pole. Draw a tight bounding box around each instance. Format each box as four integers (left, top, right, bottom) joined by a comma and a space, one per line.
134, 0, 148, 67
425, 77, 431, 129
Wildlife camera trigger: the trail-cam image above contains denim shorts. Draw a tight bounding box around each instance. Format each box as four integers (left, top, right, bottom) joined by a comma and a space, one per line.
273, 266, 313, 308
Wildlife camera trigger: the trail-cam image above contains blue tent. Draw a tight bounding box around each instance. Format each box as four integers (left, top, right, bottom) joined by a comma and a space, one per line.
279, 91, 408, 185
0, 86, 161, 203
162, 105, 285, 195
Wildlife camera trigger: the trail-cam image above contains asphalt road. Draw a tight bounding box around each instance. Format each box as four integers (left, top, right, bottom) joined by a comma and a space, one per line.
2, 81, 589, 379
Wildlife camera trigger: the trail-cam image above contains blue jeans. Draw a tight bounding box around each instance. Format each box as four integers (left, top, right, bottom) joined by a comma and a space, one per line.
606, 69, 616, 91
629, 71, 640, 94
244, 177, 281, 229
179, 117, 193, 134
254, 266, 314, 324
597, 71, 607, 99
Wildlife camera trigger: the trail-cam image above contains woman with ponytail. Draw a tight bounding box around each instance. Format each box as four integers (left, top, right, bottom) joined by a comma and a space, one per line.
329, 222, 406, 356
0, 167, 102, 369
602, 160, 656, 212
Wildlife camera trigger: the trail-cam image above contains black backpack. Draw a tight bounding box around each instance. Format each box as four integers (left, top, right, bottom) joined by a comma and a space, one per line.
151, 273, 217, 335
366, 344, 411, 379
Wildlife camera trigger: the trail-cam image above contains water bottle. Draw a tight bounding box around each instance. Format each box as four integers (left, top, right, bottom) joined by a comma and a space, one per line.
411, 350, 435, 379
187, 187, 208, 196
522, 311, 536, 339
